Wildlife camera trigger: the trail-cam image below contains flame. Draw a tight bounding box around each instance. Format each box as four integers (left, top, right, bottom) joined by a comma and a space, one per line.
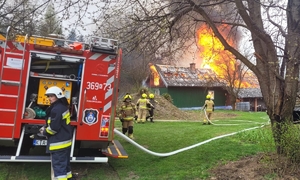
149, 63, 160, 86
196, 24, 256, 88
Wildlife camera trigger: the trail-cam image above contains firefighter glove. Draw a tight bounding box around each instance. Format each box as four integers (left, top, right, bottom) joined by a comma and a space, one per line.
134, 115, 138, 120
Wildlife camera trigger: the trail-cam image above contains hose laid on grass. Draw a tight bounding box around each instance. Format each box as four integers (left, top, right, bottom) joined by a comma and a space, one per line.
114, 122, 267, 157
202, 108, 265, 126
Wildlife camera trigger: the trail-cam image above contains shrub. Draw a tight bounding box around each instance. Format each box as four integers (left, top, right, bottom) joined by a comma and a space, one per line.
162, 93, 173, 104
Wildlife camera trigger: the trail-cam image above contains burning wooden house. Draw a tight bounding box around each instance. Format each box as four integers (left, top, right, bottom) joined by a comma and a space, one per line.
147, 63, 264, 110
145, 23, 266, 110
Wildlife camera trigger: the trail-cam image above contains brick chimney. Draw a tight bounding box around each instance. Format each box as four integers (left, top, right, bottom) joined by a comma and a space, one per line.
190, 63, 196, 72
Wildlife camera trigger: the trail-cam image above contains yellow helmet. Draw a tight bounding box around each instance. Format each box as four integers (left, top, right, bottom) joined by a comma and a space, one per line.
149, 93, 154, 99
123, 94, 132, 101
142, 93, 147, 98
206, 95, 211, 99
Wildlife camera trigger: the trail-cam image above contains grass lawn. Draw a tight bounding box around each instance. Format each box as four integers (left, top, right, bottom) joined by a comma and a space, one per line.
0, 110, 273, 180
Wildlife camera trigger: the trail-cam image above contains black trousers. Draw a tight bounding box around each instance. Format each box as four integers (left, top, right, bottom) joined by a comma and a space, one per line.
51, 147, 71, 179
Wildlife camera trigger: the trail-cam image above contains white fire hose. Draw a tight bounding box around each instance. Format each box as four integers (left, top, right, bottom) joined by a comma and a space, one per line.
114, 120, 268, 157
201, 108, 264, 126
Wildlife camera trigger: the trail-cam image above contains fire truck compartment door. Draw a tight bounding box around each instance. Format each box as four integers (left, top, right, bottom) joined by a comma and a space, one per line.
77, 54, 116, 140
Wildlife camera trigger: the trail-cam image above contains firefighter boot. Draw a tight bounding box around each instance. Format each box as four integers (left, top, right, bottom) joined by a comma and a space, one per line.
150, 117, 154, 123
128, 134, 134, 139
122, 128, 128, 135
146, 116, 150, 121
203, 119, 207, 125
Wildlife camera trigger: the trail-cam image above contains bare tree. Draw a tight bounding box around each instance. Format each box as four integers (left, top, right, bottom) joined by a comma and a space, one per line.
96, 0, 300, 156
2, 0, 298, 156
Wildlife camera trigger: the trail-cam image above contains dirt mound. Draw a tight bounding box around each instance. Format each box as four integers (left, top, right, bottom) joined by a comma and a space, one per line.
118, 93, 200, 120
210, 153, 300, 180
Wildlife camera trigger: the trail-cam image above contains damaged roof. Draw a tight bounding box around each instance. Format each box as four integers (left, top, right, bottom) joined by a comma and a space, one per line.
155, 64, 226, 87
154, 64, 262, 98
238, 88, 262, 98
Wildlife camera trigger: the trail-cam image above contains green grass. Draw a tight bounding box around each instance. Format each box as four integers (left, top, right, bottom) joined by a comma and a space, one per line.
0, 110, 273, 180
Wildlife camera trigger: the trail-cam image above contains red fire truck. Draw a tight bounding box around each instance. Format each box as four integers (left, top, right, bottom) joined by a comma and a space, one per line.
0, 27, 127, 162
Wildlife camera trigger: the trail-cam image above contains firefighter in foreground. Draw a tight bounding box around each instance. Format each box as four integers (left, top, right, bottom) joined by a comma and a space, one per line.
146, 93, 158, 123
136, 93, 154, 123
40, 86, 73, 180
118, 93, 137, 139
202, 95, 215, 125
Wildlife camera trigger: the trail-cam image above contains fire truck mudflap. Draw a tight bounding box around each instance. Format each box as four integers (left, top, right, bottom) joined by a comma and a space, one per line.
0, 27, 127, 162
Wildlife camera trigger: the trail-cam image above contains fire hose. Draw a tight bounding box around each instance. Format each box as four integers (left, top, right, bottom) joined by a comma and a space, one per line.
114, 119, 268, 157
201, 108, 265, 126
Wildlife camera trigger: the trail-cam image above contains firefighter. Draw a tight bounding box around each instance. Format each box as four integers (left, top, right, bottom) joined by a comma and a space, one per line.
40, 86, 73, 180
118, 93, 137, 139
146, 93, 158, 123
136, 93, 153, 123
202, 94, 214, 125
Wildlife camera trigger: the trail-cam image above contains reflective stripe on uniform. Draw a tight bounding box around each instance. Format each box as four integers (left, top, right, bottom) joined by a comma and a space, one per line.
124, 117, 134, 120
62, 110, 71, 124
138, 99, 148, 109
56, 175, 68, 180
67, 171, 72, 178
47, 117, 51, 124
46, 126, 57, 135
49, 139, 72, 151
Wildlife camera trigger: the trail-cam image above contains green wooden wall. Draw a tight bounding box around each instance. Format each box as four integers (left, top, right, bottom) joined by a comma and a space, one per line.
158, 87, 227, 108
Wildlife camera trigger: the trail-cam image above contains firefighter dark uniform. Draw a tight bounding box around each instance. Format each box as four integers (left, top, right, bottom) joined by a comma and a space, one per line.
118, 94, 136, 139
136, 93, 153, 123
42, 86, 73, 180
146, 93, 158, 123
203, 95, 214, 125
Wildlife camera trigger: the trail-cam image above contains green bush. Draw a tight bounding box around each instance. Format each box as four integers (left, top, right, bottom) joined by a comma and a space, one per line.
275, 123, 300, 163
162, 93, 173, 104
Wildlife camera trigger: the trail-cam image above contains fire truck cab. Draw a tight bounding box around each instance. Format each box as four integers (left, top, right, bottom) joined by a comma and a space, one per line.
0, 26, 127, 162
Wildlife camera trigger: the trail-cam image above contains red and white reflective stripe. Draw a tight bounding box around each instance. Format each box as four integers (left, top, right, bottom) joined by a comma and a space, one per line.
104, 76, 114, 112
104, 57, 115, 113
89, 53, 115, 62
87, 53, 116, 113
0, 41, 9, 49
12, 42, 24, 51
0, 41, 25, 51
89, 53, 102, 60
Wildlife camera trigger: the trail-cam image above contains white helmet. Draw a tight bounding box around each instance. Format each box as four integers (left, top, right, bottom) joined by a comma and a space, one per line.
45, 86, 64, 99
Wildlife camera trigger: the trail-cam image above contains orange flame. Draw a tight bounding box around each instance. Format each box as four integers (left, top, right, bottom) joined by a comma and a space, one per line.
149, 63, 160, 86
197, 24, 255, 88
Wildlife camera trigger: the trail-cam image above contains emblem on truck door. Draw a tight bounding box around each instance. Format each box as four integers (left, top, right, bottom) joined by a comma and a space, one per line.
83, 109, 99, 126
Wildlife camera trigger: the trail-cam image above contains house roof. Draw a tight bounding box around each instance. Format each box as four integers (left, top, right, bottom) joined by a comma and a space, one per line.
238, 88, 262, 98
155, 64, 225, 87
153, 64, 263, 98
